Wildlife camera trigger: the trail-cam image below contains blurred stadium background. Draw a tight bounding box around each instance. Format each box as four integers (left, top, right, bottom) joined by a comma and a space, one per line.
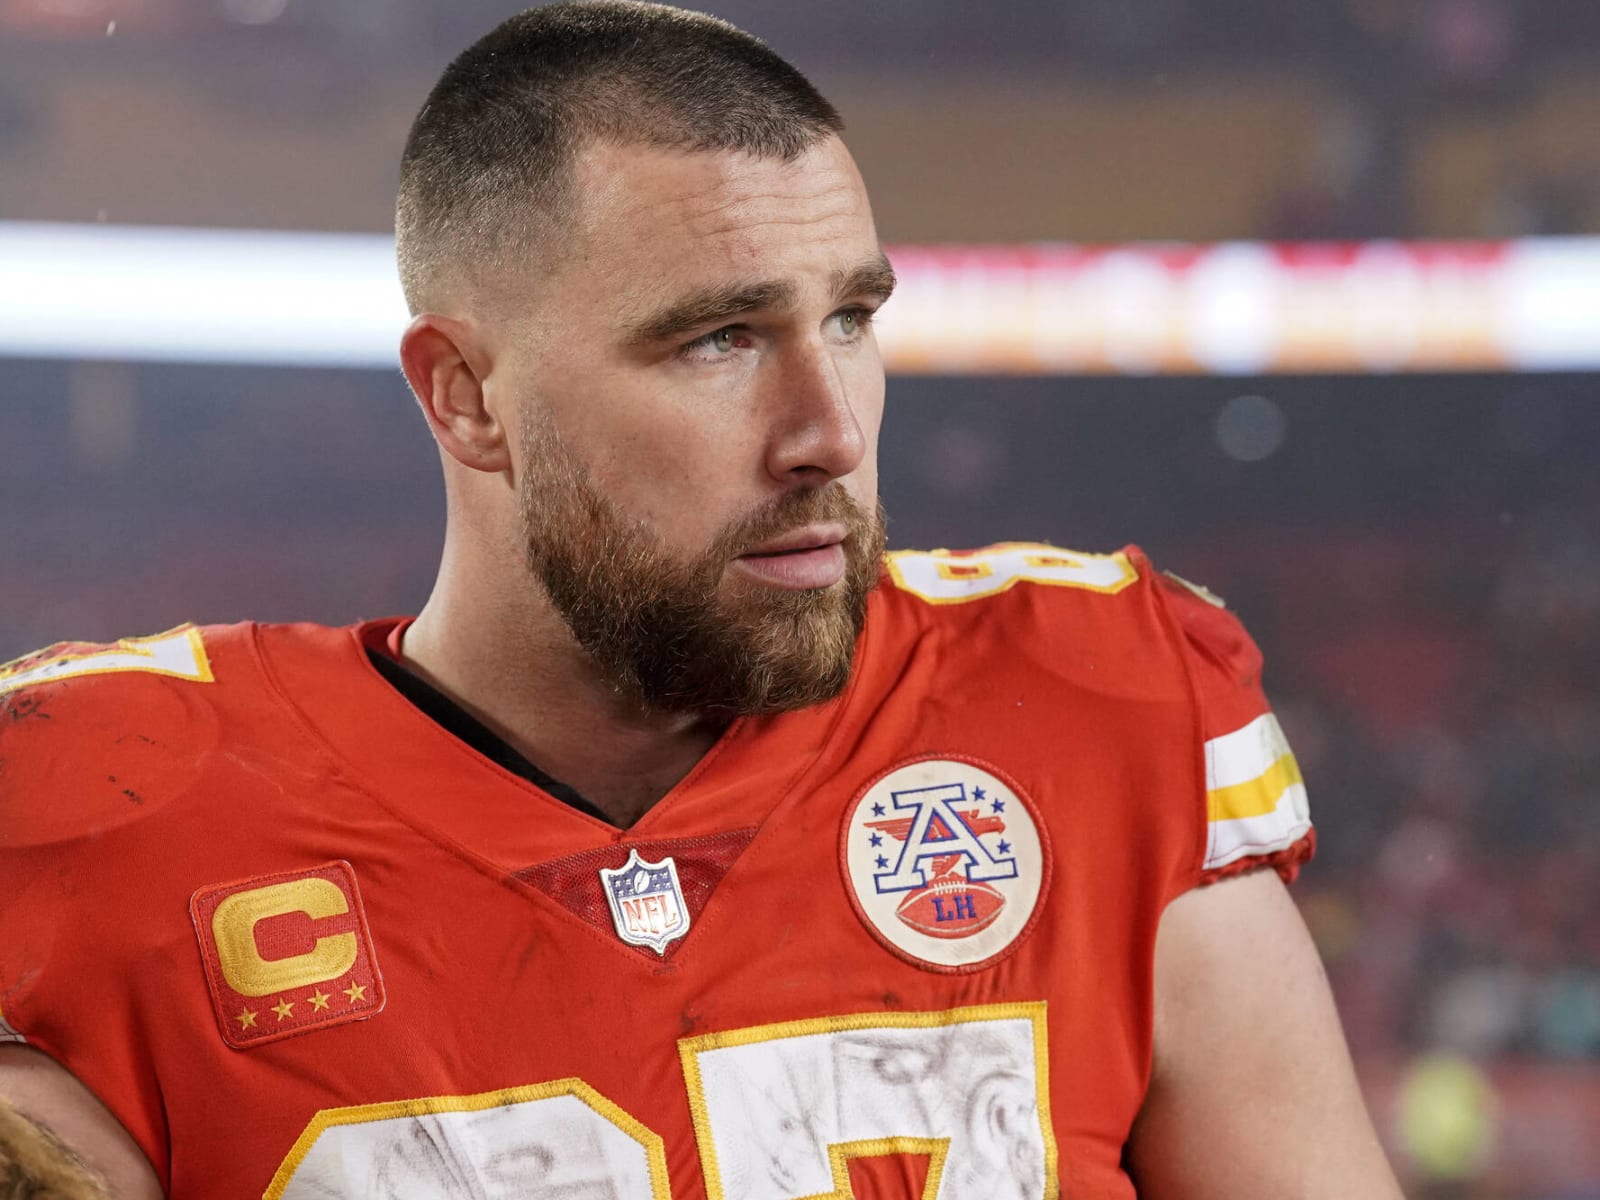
2, 0, 1598, 1195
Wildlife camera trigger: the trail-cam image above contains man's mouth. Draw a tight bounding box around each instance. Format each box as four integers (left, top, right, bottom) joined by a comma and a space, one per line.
733, 524, 849, 589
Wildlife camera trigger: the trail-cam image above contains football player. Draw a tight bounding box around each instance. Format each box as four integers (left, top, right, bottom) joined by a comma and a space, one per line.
0, 4, 1404, 1197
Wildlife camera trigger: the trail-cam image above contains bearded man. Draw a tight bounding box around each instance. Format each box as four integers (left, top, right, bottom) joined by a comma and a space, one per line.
0, 4, 1402, 1198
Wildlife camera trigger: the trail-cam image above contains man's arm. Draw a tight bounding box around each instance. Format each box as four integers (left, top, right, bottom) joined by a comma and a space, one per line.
1127, 869, 1404, 1200
0, 1046, 163, 1200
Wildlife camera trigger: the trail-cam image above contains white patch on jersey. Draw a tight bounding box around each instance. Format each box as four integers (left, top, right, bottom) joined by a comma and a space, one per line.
272, 1087, 664, 1199
682, 1006, 1054, 1200
840, 758, 1049, 971
1203, 712, 1312, 870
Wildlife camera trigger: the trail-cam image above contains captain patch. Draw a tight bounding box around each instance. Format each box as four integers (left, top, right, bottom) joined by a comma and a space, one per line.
191, 861, 385, 1049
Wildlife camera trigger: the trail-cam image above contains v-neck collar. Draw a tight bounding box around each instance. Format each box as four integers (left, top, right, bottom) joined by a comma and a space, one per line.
364, 643, 612, 824
251, 615, 864, 872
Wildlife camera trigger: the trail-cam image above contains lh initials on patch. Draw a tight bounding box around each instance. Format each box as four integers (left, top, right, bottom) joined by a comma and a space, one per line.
840, 757, 1050, 972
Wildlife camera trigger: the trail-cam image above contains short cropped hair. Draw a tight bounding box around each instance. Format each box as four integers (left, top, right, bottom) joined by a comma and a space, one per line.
395, 1, 844, 314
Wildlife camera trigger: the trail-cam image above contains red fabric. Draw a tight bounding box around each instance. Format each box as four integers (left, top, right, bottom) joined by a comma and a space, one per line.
515, 829, 757, 960
847, 1148, 934, 1197
0, 544, 1308, 1199
1154, 567, 1313, 888
1154, 567, 1271, 744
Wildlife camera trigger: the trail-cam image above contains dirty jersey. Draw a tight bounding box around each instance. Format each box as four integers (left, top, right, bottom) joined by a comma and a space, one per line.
0, 544, 1313, 1199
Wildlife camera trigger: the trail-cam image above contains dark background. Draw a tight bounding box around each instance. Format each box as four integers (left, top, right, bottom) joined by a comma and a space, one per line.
2, 0, 1598, 1193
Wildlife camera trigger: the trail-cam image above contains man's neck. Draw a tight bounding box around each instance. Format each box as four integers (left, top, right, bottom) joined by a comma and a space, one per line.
400, 598, 727, 829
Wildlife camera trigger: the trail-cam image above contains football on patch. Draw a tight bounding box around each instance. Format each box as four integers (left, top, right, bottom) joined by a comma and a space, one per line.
895, 877, 1005, 939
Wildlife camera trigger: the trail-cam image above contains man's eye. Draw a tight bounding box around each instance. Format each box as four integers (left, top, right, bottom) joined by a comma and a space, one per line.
683, 327, 745, 357
832, 307, 876, 338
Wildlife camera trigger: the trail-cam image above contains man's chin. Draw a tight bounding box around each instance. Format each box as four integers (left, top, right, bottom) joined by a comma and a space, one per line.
717, 577, 853, 628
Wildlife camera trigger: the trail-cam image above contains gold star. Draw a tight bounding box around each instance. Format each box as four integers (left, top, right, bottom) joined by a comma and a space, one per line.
235, 1008, 257, 1030
343, 981, 367, 1004
308, 989, 331, 1012
271, 999, 295, 1021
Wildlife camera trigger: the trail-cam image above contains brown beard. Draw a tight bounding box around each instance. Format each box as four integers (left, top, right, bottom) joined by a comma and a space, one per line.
517, 416, 887, 716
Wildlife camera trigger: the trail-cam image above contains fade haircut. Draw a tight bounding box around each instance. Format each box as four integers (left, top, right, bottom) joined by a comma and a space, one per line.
396, 1, 845, 314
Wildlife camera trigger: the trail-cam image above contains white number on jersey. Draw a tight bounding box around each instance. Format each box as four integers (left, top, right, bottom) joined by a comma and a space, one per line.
886, 544, 1135, 605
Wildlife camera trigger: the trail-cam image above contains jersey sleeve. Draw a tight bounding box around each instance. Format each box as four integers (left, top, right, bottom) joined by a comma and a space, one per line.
1154, 569, 1315, 888
0, 627, 223, 1186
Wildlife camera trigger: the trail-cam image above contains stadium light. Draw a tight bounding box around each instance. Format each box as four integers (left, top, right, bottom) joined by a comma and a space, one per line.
3, 221, 1599, 373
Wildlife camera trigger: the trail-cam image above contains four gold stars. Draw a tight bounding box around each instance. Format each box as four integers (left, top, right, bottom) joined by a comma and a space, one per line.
236, 980, 368, 1035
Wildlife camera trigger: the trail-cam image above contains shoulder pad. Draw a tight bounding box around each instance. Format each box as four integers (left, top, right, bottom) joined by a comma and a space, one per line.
0, 626, 222, 847
1153, 569, 1262, 696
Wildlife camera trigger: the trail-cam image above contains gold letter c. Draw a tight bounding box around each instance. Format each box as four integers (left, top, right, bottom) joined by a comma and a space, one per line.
212, 878, 357, 997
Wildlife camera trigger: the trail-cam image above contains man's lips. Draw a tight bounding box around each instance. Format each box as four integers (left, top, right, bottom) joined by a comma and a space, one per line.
732, 524, 849, 589
739, 523, 850, 557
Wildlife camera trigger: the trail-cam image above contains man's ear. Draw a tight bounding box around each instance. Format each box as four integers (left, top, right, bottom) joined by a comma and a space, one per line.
400, 313, 512, 473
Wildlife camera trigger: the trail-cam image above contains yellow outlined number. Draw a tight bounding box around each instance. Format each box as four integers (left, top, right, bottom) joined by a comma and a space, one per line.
886, 543, 1136, 605
266, 1005, 1057, 1200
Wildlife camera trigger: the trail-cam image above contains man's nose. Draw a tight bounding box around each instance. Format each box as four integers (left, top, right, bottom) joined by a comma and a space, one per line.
762, 338, 867, 485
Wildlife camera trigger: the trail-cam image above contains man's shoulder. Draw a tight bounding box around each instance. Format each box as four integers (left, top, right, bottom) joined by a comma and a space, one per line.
0, 620, 352, 849
881, 541, 1145, 611
870, 539, 1261, 700
0, 620, 287, 718
876, 541, 1167, 657
881, 539, 1245, 636
0, 619, 368, 706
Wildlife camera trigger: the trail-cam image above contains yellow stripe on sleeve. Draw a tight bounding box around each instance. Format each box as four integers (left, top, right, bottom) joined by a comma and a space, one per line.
1207, 752, 1304, 823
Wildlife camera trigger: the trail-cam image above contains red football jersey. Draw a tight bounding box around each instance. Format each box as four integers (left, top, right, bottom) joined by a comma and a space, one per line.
0, 544, 1312, 1199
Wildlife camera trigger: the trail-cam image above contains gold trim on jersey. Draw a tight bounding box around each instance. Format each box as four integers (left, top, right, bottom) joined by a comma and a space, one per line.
828, 1137, 950, 1200
1208, 752, 1304, 823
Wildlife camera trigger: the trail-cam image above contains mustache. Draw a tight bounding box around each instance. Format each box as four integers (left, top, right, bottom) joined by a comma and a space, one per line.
710, 486, 875, 563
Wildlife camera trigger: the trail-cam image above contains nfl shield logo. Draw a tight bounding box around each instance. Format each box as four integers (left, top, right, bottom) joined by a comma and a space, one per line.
599, 848, 691, 955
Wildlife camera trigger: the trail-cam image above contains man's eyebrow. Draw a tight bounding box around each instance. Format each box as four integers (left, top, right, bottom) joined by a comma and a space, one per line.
625, 281, 796, 346
624, 254, 897, 347
833, 254, 897, 303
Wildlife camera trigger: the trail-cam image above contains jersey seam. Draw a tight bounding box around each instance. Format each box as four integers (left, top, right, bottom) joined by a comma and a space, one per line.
241, 624, 666, 964
1144, 572, 1212, 903
243, 620, 868, 973
245, 619, 646, 834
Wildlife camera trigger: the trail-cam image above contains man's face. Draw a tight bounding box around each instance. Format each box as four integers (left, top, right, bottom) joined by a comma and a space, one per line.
501, 135, 892, 715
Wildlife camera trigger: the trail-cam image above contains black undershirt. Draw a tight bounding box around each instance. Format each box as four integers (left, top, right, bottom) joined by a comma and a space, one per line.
365, 648, 613, 825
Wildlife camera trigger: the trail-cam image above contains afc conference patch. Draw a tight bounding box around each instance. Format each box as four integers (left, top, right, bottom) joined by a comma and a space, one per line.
840, 756, 1050, 972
